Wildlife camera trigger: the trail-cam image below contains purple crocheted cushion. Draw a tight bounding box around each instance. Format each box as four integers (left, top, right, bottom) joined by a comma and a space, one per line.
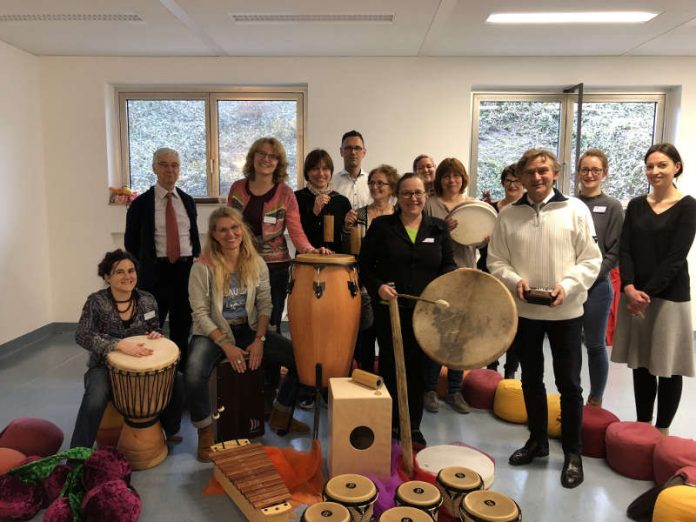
0, 473, 43, 521
44, 496, 73, 522
42, 463, 72, 507
82, 448, 131, 491
82, 479, 142, 522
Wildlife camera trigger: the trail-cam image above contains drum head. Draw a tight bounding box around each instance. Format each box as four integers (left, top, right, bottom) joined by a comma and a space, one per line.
461, 491, 520, 521
294, 253, 357, 265
447, 201, 497, 246
106, 336, 179, 371
302, 502, 351, 522
324, 474, 377, 504
437, 466, 482, 491
396, 481, 441, 508
416, 444, 495, 489
413, 269, 517, 370
379, 506, 433, 522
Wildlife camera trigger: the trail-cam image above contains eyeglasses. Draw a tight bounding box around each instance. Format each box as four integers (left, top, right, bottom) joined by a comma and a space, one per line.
255, 151, 280, 161
157, 161, 179, 169
368, 180, 390, 187
342, 146, 364, 153
579, 167, 603, 175
399, 190, 427, 199
503, 178, 521, 186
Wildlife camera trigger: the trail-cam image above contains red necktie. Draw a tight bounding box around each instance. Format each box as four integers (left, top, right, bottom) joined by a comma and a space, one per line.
165, 192, 180, 263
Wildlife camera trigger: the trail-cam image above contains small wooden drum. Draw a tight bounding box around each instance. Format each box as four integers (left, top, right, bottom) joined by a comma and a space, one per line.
416, 445, 495, 490
106, 335, 179, 470
447, 201, 497, 246
460, 491, 521, 522
379, 506, 433, 522
288, 254, 361, 387
412, 269, 517, 370
302, 502, 352, 522
436, 466, 483, 518
395, 481, 443, 520
323, 473, 378, 522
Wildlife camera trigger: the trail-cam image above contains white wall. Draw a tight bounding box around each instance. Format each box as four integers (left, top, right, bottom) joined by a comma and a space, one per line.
34, 55, 696, 323
0, 41, 51, 344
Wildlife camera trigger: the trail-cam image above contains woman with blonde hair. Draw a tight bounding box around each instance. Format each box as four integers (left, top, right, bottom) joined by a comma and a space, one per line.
185, 207, 307, 461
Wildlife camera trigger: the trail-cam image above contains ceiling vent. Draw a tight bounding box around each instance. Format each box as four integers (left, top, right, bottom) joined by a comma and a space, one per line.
0, 14, 143, 22
230, 13, 394, 24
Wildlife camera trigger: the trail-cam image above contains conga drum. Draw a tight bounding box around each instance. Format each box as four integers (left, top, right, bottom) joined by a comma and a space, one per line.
394, 481, 443, 520
412, 269, 517, 370
460, 491, 521, 522
106, 336, 179, 470
302, 502, 352, 522
323, 473, 378, 522
447, 201, 497, 246
288, 254, 361, 387
379, 506, 433, 522
436, 467, 483, 518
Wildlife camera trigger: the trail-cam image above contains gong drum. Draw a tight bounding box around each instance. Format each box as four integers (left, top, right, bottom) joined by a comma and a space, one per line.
107, 335, 179, 470
288, 254, 361, 387
447, 201, 497, 246
323, 473, 378, 522
394, 481, 443, 521
460, 491, 521, 522
412, 269, 517, 370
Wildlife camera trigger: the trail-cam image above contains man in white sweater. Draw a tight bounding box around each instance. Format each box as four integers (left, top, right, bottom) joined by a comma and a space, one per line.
487, 149, 601, 489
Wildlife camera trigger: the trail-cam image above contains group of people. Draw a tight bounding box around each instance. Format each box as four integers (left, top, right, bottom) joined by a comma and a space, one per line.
69, 130, 695, 490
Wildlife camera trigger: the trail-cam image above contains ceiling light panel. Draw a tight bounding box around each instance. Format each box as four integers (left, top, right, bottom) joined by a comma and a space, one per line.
486, 11, 658, 24
230, 13, 395, 24
0, 13, 143, 22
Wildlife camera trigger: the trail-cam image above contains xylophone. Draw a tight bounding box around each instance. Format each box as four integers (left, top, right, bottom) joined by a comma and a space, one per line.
210, 439, 293, 522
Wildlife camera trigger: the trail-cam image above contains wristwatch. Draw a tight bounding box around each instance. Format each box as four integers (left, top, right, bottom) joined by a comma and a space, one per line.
255, 335, 266, 343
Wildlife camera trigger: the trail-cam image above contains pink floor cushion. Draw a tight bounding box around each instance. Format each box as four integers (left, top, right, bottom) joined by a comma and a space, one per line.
653, 436, 696, 485
581, 405, 620, 458
82, 479, 142, 522
0, 417, 64, 457
461, 370, 503, 410
0, 447, 27, 475
0, 473, 43, 521
605, 421, 662, 480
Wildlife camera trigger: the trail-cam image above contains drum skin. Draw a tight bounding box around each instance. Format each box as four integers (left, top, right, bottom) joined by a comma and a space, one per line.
323, 473, 377, 522
447, 201, 497, 246
413, 269, 517, 370
288, 254, 361, 387
460, 490, 521, 522
302, 502, 351, 522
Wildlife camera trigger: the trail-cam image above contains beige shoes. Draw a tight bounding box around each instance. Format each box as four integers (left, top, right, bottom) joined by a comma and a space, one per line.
424, 391, 439, 413
197, 424, 215, 462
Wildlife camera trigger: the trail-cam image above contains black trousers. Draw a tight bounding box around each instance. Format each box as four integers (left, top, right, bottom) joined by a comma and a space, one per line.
516, 316, 584, 455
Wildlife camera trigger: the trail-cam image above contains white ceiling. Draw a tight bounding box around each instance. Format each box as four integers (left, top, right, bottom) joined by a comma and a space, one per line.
1, 0, 695, 57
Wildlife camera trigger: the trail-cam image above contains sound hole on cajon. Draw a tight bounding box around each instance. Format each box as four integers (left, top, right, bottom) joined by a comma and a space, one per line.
349, 426, 375, 450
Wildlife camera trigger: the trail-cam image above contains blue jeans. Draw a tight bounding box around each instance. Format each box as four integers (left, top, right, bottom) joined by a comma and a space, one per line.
424, 357, 464, 395
185, 324, 300, 428
582, 277, 613, 401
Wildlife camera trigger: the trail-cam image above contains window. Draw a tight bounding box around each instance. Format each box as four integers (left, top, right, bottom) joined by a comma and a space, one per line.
119, 90, 305, 199
470, 92, 664, 201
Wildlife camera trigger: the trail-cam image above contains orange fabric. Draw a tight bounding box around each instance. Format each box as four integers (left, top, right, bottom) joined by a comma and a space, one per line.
606, 268, 621, 346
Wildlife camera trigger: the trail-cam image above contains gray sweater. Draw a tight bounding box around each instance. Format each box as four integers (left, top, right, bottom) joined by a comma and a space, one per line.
577, 192, 624, 282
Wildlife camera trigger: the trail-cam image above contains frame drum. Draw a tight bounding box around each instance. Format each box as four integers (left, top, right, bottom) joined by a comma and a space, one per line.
436, 466, 483, 517
460, 491, 521, 522
107, 335, 179, 470
379, 506, 434, 522
412, 269, 517, 370
395, 481, 443, 520
323, 473, 378, 522
288, 254, 361, 387
447, 201, 497, 246
415, 445, 495, 490
302, 502, 352, 522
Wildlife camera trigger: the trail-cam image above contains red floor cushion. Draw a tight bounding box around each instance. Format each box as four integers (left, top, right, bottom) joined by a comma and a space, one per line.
654, 436, 696, 485
462, 370, 502, 410
605, 421, 662, 480
0, 448, 27, 475
581, 405, 620, 458
0, 418, 64, 457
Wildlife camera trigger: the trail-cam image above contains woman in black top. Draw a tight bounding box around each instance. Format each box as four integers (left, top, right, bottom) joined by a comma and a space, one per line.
360, 173, 456, 446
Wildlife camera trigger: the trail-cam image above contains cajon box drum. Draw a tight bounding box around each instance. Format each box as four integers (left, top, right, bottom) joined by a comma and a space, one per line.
209, 360, 264, 441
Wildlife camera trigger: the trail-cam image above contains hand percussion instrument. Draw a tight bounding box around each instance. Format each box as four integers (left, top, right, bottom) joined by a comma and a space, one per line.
436, 467, 483, 518
447, 201, 497, 246
460, 491, 521, 522
379, 506, 433, 522
211, 359, 264, 441
106, 335, 179, 470
412, 269, 517, 370
323, 473, 378, 522
288, 254, 361, 387
415, 445, 495, 490
394, 481, 443, 520
302, 502, 351, 522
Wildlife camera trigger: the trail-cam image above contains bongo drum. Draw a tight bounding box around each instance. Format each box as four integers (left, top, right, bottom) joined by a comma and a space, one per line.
323, 473, 378, 522
379, 506, 433, 522
436, 467, 483, 518
412, 269, 517, 370
395, 481, 443, 520
447, 201, 497, 246
302, 502, 352, 522
106, 335, 179, 470
416, 445, 495, 490
460, 491, 521, 522
288, 254, 361, 387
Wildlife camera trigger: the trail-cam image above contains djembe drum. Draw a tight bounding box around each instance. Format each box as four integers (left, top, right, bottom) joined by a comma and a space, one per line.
106, 335, 179, 470
288, 254, 361, 387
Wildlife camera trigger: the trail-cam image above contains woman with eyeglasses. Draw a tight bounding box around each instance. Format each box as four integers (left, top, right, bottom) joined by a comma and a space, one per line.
611, 143, 696, 434
575, 149, 624, 408
360, 172, 456, 447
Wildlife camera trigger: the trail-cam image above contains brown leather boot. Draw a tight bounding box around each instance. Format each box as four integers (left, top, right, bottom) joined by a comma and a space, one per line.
197, 424, 215, 462
269, 406, 310, 435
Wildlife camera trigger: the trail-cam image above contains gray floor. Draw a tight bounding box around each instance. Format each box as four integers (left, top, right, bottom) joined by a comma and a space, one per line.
1, 326, 695, 522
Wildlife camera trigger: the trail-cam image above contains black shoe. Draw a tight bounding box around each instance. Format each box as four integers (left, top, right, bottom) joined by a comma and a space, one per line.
509, 439, 549, 466
561, 453, 584, 488
411, 429, 427, 448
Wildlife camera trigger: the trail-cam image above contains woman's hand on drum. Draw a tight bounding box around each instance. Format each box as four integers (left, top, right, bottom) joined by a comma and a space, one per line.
116, 339, 154, 357
145, 331, 162, 340
309, 246, 333, 255
313, 194, 331, 216
445, 217, 458, 232
222, 343, 247, 373
246, 339, 264, 370
378, 284, 398, 301
344, 209, 358, 228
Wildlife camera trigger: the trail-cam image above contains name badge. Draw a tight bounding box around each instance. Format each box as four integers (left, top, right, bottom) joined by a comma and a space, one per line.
593, 206, 607, 214
423, 237, 435, 243
144, 310, 156, 320
263, 216, 277, 224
